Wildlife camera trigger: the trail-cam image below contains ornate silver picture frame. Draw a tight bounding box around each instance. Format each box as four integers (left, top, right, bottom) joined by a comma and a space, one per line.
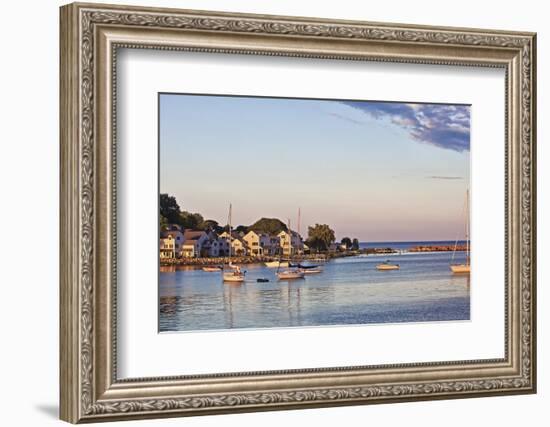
60, 2, 536, 423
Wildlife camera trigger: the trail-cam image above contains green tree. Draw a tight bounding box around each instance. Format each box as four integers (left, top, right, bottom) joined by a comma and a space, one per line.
306, 224, 335, 252
234, 225, 248, 234
249, 217, 287, 235
160, 214, 168, 230
159, 193, 181, 224
341, 237, 352, 249
351, 238, 360, 251
198, 219, 223, 233
179, 211, 204, 229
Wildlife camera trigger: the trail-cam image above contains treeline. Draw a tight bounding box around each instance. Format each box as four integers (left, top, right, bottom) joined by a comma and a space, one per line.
160, 193, 359, 252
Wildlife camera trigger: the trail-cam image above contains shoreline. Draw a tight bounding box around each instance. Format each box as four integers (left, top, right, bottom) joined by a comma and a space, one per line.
160, 253, 338, 267
160, 245, 468, 266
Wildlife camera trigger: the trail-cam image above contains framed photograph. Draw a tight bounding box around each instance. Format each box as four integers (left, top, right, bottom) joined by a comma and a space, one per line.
60, 2, 537, 423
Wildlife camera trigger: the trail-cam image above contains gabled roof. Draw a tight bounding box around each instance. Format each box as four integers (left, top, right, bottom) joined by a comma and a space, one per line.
160, 229, 183, 239
244, 230, 270, 239
277, 229, 301, 238
183, 230, 207, 240
231, 236, 248, 245
220, 231, 241, 239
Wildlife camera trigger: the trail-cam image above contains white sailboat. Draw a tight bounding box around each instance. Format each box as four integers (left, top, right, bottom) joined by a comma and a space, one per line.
268, 209, 304, 268
276, 219, 305, 280
276, 269, 305, 280
450, 190, 471, 274
223, 203, 246, 283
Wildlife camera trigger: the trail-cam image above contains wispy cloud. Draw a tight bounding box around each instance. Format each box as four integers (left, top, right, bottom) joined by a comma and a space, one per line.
337, 101, 470, 152
426, 175, 463, 180
327, 112, 365, 126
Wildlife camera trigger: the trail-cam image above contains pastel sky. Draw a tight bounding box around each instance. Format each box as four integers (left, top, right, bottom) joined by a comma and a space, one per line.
160, 94, 470, 242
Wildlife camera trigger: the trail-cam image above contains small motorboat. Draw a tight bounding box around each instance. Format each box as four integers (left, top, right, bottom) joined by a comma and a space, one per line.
256, 278, 270, 283
202, 266, 222, 272
289, 262, 320, 270
301, 268, 322, 274
376, 261, 400, 271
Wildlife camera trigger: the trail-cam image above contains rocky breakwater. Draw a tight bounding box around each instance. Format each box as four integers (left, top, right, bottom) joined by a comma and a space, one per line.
362, 247, 399, 255
410, 245, 467, 252
161, 256, 274, 266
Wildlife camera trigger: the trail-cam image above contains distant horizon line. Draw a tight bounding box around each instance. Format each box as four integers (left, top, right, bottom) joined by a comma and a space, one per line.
359, 239, 467, 244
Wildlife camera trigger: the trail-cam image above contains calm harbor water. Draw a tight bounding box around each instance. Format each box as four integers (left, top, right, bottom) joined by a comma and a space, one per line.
159, 251, 470, 332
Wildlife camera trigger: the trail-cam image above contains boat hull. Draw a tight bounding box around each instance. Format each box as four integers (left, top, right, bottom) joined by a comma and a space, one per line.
376, 264, 400, 271
450, 264, 470, 274
276, 271, 305, 280
302, 268, 322, 274
265, 261, 289, 268
223, 274, 245, 282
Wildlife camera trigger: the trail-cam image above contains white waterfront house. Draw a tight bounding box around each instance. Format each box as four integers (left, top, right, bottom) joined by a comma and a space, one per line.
159, 225, 184, 258
231, 236, 248, 256
277, 229, 304, 256
219, 231, 249, 256
160, 226, 306, 259
243, 230, 272, 256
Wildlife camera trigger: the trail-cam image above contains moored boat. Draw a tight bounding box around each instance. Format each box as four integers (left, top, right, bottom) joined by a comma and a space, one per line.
265, 260, 289, 268
276, 219, 305, 280
289, 262, 322, 274
223, 268, 246, 282
276, 270, 305, 280
301, 268, 322, 274
450, 264, 470, 274
376, 261, 400, 271
222, 203, 246, 283
289, 262, 320, 270
202, 266, 222, 272
450, 189, 471, 275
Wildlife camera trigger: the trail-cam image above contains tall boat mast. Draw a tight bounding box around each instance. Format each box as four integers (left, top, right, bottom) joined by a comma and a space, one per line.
465, 189, 469, 264
287, 218, 292, 257
223, 203, 245, 282
276, 218, 305, 280
450, 189, 471, 274
228, 203, 232, 258
297, 208, 301, 256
